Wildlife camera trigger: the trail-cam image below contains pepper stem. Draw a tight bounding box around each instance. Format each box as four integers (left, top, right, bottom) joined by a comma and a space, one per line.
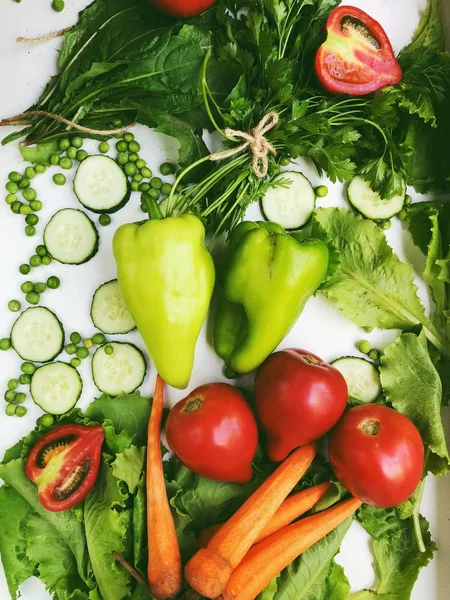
142, 194, 164, 220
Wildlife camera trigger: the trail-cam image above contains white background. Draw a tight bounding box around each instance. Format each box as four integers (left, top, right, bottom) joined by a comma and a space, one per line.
0, 0, 449, 598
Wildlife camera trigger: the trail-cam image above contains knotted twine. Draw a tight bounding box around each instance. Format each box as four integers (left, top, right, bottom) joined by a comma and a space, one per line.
210, 112, 279, 178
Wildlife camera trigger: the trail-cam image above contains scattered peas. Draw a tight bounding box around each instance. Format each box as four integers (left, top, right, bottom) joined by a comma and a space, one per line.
357, 340, 372, 354
5, 404, 16, 417
41, 256, 52, 266
136, 159, 146, 170
59, 157, 73, 170
131, 181, 139, 192
30, 200, 43, 211
99, 141, 110, 154
8, 299, 21, 312
76, 347, 89, 359
19, 374, 31, 385
160, 162, 174, 176
113, 118, 123, 127
117, 152, 128, 166
71, 358, 81, 368
150, 177, 162, 190
25, 167, 36, 180
35, 164, 46, 174
59, 138, 71, 151
21, 362, 36, 375
92, 333, 106, 345
5, 390, 16, 403
11, 201, 22, 214
20, 205, 32, 215
279, 157, 291, 167
8, 171, 22, 183
16, 406, 27, 417
133, 173, 143, 183
34, 282, 47, 294
128, 141, 141, 153
50, 153, 60, 165
0, 338, 12, 351
378, 220, 391, 230
26, 291, 40, 304
15, 393, 27, 405
53, 173, 66, 186
161, 183, 172, 196
368, 348, 381, 362
19, 264, 31, 275
315, 185, 329, 198
140, 202, 147, 213
65, 344, 77, 355
36, 245, 47, 257
21, 281, 34, 294
99, 214, 111, 227
70, 332, 82, 344
71, 136, 83, 149
25, 226, 37, 237
76, 150, 88, 162
139, 182, 150, 193
124, 132, 135, 142
38, 414, 55, 427
47, 276, 60, 289
104, 344, 114, 355
5, 193, 17, 205
18, 178, 31, 189
116, 140, 128, 153
6, 181, 19, 193
83, 338, 94, 350
140, 167, 152, 179
7, 379, 19, 391
26, 214, 39, 226
128, 153, 139, 163
67, 146, 78, 160
124, 163, 137, 177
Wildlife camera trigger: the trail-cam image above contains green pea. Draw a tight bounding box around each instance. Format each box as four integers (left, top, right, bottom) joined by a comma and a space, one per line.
128, 141, 141, 153
19, 374, 31, 385
19, 264, 31, 275
136, 159, 146, 170
30, 256, 42, 269
26, 214, 39, 226
21, 281, 34, 294
47, 276, 60, 289
70, 332, 82, 344
30, 200, 43, 211
67, 146, 78, 160
150, 177, 162, 190
53, 173, 66, 186
104, 344, 114, 355
92, 333, 106, 345
59, 157, 73, 170
18, 178, 31, 189
16, 406, 27, 417
315, 185, 329, 198
378, 220, 391, 230
161, 183, 172, 196
59, 138, 71, 151
83, 338, 94, 350
133, 173, 143, 183
8, 171, 22, 183
116, 140, 128, 152
99, 214, 111, 227
128, 153, 139, 163
99, 141, 110, 154
20, 204, 32, 215
0, 338, 11, 351
34, 282, 47, 294
113, 118, 123, 127
148, 188, 160, 201
65, 343, 77, 355
140, 202, 147, 213
398, 209, 408, 221
124, 132, 135, 142
368, 348, 380, 362
71, 358, 81, 368
124, 163, 137, 177
50, 153, 60, 166
8, 299, 21, 312
26, 291, 40, 305
25, 226, 36, 237
71, 136, 83, 149
131, 181, 139, 192
5, 193, 17, 205
41, 256, 52, 266
357, 340, 372, 355
404, 194, 412, 206
15, 392, 27, 405
21, 362, 36, 375
76, 150, 88, 162
4, 390, 16, 403
160, 162, 174, 176
7, 379, 19, 391
35, 245, 47, 257
35, 164, 46, 174
76, 347, 89, 359
11, 201, 22, 214
139, 182, 150, 193
5, 404, 16, 417
279, 157, 291, 167
117, 152, 128, 166
6, 181, 18, 193
25, 167, 36, 180
38, 414, 55, 427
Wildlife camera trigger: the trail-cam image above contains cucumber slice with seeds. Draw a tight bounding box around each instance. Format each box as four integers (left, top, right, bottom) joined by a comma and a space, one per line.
44, 209, 99, 265
347, 176, 406, 221
91, 280, 135, 334
74, 155, 130, 213
31, 362, 82, 415
332, 356, 381, 404
92, 342, 146, 396
11, 307, 64, 363
261, 171, 316, 230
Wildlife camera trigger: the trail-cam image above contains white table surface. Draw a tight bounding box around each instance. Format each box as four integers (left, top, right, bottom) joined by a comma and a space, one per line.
0, 1, 449, 599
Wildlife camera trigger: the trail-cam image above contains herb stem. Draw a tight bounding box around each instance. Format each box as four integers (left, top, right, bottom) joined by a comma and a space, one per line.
412, 480, 426, 553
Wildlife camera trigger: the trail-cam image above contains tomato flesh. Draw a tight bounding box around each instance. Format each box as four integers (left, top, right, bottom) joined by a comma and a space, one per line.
149, 0, 216, 18
165, 383, 258, 483
328, 404, 424, 508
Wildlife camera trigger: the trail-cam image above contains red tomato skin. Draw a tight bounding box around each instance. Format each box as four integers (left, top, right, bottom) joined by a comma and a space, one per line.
328, 404, 424, 508
165, 383, 258, 483
149, 0, 216, 18
254, 349, 348, 462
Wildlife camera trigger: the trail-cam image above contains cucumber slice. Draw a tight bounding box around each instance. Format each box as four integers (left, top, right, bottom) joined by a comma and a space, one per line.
31, 362, 82, 415
44, 209, 99, 265
91, 280, 135, 335
261, 171, 316, 230
11, 307, 64, 363
347, 176, 406, 221
74, 155, 130, 213
332, 356, 381, 404
92, 342, 146, 396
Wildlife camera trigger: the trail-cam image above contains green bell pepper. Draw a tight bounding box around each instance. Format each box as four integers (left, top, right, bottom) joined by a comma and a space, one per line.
113, 212, 215, 389
214, 221, 329, 374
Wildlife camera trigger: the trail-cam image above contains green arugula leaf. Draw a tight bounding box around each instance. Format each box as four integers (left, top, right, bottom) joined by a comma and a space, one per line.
112, 445, 146, 493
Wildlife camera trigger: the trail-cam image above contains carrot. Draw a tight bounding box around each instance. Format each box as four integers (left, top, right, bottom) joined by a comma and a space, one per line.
147, 375, 182, 599
198, 482, 332, 547
184, 444, 316, 598
219, 497, 362, 600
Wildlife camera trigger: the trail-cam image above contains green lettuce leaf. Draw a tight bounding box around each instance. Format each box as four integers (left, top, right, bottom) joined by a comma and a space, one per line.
132, 475, 147, 577
112, 445, 146, 493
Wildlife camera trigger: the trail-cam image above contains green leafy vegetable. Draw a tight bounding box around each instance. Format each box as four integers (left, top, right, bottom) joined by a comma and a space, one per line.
111, 445, 146, 494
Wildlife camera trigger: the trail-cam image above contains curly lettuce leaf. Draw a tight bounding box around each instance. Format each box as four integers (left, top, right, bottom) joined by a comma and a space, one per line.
112, 445, 145, 494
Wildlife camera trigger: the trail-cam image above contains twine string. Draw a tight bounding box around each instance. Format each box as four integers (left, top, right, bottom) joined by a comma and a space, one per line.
16, 27, 71, 44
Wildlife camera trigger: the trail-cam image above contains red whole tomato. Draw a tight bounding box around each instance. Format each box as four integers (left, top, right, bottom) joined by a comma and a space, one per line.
254, 349, 348, 462
328, 404, 424, 508
165, 383, 258, 483
149, 0, 216, 18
